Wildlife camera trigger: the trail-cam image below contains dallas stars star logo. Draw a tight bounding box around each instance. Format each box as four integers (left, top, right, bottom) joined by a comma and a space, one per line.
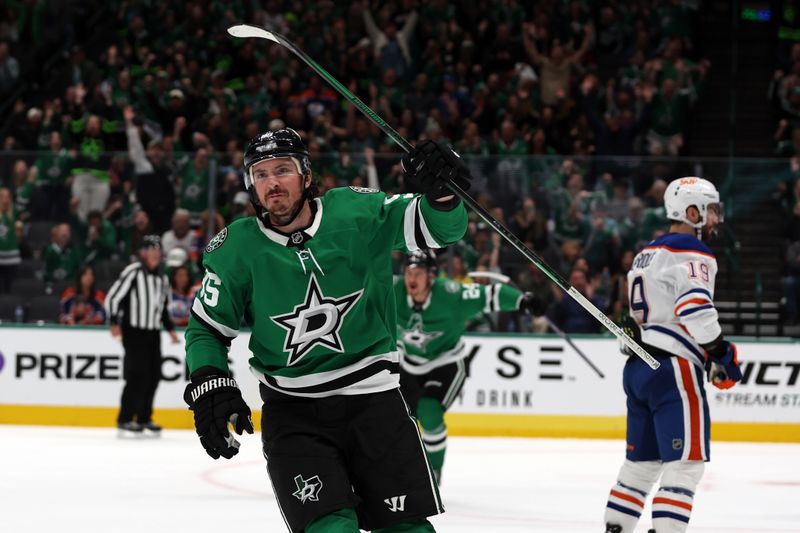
292, 474, 323, 504
400, 313, 443, 351
271, 273, 364, 366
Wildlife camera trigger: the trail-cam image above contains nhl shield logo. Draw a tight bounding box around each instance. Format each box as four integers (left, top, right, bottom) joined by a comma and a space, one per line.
291, 232, 304, 245
672, 438, 683, 450
205, 227, 228, 253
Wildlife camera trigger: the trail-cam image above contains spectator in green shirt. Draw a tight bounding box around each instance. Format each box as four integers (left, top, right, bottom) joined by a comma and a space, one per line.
30, 131, 72, 220
492, 120, 529, 207
73, 209, 117, 263
178, 147, 210, 218
0, 187, 21, 293
647, 77, 692, 156
44, 223, 82, 283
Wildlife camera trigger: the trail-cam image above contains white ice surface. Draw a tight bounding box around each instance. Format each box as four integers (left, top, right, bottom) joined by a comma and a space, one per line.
1, 425, 798, 532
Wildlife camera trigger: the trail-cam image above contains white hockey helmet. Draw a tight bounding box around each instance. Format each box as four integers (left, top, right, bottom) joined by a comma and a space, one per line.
664, 177, 720, 229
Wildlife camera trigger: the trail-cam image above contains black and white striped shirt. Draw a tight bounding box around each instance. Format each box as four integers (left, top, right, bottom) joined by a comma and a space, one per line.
105, 262, 174, 331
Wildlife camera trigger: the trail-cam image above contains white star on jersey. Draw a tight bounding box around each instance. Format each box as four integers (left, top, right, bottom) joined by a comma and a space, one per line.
400, 313, 443, 351
271, 272, 364, 366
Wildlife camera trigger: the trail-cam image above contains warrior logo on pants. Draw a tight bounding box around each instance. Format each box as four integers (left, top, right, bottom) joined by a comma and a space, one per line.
384, 495, 407, 512
292, 474, 323, 504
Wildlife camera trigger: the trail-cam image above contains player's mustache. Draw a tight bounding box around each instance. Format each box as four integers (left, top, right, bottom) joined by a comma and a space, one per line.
265, 187, 288, 198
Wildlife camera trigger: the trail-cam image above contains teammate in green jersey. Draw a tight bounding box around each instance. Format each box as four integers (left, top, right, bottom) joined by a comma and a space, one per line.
395, 250, 537, 483
183, 128, 470, 533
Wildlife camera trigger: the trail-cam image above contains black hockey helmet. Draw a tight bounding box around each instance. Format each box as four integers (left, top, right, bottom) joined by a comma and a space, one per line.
404, 249, 437, 272
243, 128, 316, 224
243, 127, 311, 188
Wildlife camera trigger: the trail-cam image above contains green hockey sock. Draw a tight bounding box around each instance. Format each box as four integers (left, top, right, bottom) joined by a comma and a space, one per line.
305, 507, 359, 533
417, 397, 447, 471
373, 518, 437, 532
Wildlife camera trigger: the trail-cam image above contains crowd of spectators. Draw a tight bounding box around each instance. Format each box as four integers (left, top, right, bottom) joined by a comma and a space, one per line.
770, 35, 800, 325
0, 0, 710, 332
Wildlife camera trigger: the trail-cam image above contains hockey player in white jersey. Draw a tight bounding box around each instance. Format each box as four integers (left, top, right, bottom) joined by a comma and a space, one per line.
604, 177, 742, 533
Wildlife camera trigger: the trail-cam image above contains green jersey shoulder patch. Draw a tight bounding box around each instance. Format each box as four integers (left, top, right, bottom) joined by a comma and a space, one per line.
444, 280, 460, 293
205, 227, 228, 253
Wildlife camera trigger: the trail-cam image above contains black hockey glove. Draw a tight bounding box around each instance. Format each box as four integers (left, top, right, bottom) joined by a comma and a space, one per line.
401, 140, 471, 205
702, 338, 742, 390
619, 316, 642, 357
184, 368, 254, 459
518, 292, 540, 315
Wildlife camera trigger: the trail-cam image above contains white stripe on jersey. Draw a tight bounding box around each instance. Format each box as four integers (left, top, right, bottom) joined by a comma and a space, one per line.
136, 271, 148, 328
483, 284, 494, 313
191, 297, 239, 338
130, 290, 139, 328
416, 198, 442, 249
255, 364, 399, 398
146, 273, 156, 329
400, 341, 467, 375
403, 197, 421, 251
258, 350, 399, 392
106, 263, 138, 318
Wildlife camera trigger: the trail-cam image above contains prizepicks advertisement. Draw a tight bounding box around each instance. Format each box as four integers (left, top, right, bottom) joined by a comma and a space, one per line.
0, 328, 258, 409
0, 327, 798, 424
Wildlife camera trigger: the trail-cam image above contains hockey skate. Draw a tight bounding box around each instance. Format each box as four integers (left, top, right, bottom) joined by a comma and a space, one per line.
117, 421, 144, 438
141, 421, 162, 437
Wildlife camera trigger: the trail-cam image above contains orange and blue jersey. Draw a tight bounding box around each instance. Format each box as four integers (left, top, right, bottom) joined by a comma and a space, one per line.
628, 233, 721, 369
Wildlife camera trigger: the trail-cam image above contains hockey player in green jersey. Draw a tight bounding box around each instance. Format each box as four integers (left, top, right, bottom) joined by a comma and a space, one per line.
395, 250, 537, 483
183, 128, 470, 533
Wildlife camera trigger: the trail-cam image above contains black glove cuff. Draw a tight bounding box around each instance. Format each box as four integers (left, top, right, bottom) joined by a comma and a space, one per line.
425, 193, 461, 211
701, 334, 727, 359
184, 375, 240, 409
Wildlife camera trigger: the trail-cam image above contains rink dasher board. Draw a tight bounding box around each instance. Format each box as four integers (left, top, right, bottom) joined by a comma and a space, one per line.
0, 325, 798, 441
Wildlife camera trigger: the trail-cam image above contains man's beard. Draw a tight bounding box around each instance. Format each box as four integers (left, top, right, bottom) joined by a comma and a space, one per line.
264, 193, 304, 227
701, 225, 718, 241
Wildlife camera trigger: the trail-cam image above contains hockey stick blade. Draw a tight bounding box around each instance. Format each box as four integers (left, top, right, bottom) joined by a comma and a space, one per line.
227, 24, 279, 42
467, 271, 511, 284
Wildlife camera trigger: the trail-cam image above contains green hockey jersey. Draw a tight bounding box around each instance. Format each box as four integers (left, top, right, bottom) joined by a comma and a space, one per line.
185, 187, 467, 397
394, 277, 522, 374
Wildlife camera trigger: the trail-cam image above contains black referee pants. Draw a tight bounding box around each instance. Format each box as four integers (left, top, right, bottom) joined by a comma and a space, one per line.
118, 327, 162, 424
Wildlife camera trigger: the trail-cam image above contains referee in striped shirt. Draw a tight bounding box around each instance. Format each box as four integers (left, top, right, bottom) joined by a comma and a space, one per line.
106, 235, 179, 435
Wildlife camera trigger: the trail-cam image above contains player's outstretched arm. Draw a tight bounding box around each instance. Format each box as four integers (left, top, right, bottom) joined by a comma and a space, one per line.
380, 140, 470, 252
358, 140, 468, 254
458, 281, 531, 320
402, 140, 471, 209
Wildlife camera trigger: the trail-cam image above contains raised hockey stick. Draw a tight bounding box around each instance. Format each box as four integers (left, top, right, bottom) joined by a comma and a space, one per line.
227, 24, 659, 370
468, 271, 605, 378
